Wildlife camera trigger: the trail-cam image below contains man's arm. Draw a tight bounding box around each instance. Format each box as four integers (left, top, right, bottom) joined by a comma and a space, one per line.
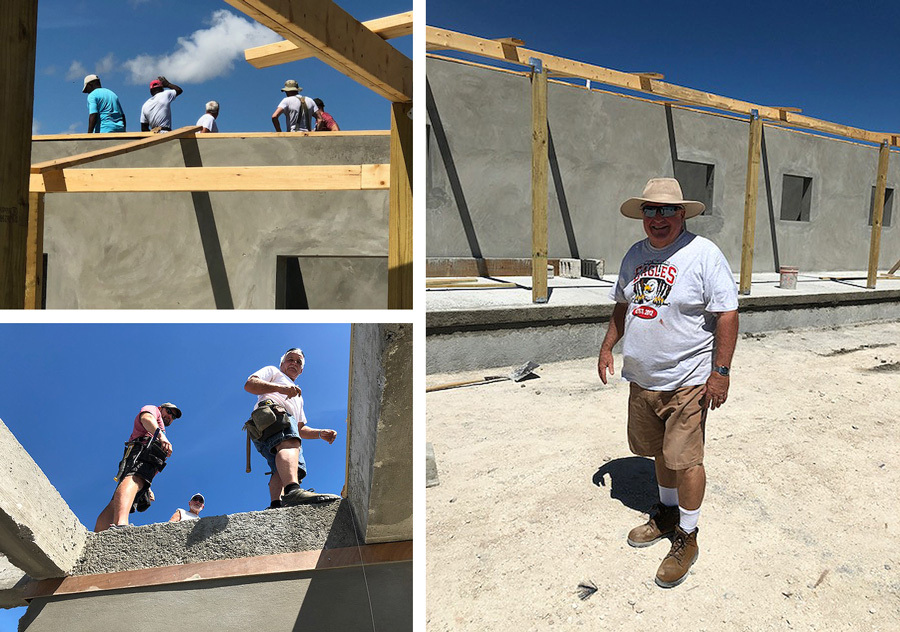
598, 302, 627, 384
168, 510, 181, 522
271, 108, 284, 132
139, 411, 172, 456
244, 375, 300, 398
141, 122, 150, 132
122, 111, 126, 131
298, 426, 337, 444
159, 76, 183, 97
703, 309, 738, 410
88, 113, 98, 133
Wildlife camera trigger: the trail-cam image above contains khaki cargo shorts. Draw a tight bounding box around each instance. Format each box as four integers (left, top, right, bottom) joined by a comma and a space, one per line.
627, 382, 707, 470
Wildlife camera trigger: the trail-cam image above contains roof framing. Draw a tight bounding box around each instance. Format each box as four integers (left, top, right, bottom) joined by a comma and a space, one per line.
226, 0, 412, 102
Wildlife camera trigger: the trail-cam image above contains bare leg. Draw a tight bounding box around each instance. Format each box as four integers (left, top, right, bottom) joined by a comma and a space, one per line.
94, 501, 115, 532
274, 439, 300, 490
654, 457, 705, 510
109, 475, 145, 526
268, 471, 284, 502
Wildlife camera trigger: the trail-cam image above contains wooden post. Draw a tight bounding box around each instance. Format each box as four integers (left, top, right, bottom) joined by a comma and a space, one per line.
388, 102, 412, 309
866, 141, 890, 288
0, 0, 39, 309
531, 60, 549, 304
739, 111, 763, 295
24, 192, 44, 309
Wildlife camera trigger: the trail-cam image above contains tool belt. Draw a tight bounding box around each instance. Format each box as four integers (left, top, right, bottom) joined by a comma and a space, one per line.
115, 435, 168, 485
243, 400, 292, 473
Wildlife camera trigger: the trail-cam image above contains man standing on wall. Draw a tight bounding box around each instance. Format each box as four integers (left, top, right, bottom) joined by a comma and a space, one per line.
597, 177, 739, 588
244, 348, 340, 508
271, 80, 322, 132
94, 402, 183, 531
196, 101, 219, 133
82, 74, 126, 133
140, 76, 183, 132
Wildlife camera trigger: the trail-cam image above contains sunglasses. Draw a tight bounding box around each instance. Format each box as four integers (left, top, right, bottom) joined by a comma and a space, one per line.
641, 205, 682, 218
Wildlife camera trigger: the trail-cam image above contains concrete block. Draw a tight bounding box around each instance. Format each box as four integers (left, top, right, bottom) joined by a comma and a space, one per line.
425, 443, 439, 488
582, 258, 605, 279
0, 553, 30, 608
559, 258, 581, 278
347, 325, 413, 544
0, 418, 87, 579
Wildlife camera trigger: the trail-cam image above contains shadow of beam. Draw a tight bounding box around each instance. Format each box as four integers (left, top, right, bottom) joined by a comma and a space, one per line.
548, 124, 579, 258
760, 127, 780, 272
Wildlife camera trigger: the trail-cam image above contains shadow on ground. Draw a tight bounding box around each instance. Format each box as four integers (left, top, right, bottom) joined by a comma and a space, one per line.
592, 456, 657, 513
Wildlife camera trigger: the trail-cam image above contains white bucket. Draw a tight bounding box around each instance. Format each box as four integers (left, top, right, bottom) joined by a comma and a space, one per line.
779, 266, 798, 290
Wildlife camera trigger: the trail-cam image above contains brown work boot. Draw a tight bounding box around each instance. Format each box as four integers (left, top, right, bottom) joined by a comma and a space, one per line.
655, 526, 699, 588
282, 487, 341, 507
627, 503, 679, 548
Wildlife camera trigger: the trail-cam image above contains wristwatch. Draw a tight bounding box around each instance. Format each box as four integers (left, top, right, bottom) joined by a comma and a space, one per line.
713, 365, 730, 377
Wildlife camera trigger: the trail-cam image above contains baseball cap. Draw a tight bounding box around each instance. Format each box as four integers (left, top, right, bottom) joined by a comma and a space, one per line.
149, 79, 163, 90
82, 74, 99, 93
190, 493, 205, 503
160, 402, 182, 419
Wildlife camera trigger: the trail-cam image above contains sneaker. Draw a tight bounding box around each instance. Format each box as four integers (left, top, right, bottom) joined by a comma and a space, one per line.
655, 526, 699, 588
627, 503, 678, 548
282, 487, 341, 507
108, 523, 131, 530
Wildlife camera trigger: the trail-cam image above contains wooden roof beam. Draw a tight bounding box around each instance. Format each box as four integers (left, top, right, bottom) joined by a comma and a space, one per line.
244, 11, 412, 69
225, 0, 411, 102
426, 25, 896, 146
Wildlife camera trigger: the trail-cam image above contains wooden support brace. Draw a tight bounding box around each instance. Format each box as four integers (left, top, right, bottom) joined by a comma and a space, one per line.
739, 112, 763, 294
388, 102, 413, 309
867, 141, 891, 288
531, 63, 549, 304
24, 192, 43, 309
30, 126, 203, 174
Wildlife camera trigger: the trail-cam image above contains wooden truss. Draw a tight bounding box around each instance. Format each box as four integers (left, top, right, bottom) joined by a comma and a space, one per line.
427, 26, 899, 298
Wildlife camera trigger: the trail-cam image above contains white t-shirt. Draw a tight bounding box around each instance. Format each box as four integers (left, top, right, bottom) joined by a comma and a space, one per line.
277, 95, 319, 132
248, 365, 307, 425
196, 113, 218, 133
140, 89, 178, 130
610, 231, 738, 391
177, 508, 200, 521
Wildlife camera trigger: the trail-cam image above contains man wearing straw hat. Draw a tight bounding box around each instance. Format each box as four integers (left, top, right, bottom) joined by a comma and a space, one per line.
598, 177, 739, 588
271, 80, 322, 132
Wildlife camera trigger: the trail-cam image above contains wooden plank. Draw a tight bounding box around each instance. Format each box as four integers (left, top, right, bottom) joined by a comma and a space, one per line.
426, 26, 897, 146
34, 131, 391, 140
425, 257, 563, 277
739, 113, 763, 294
0, 0, 38, 309
531, 65, 549, 304
225, 0, 411, 102
427, 282, 518, 290
30, 165, 390, 193
30, 126, 203, 174
867, 141, 891, 288
889, 256, 900, 276
24, 192, 43, 309
388, 102, 413, 309
245, 11, 413, 68
22, 541, 412, 600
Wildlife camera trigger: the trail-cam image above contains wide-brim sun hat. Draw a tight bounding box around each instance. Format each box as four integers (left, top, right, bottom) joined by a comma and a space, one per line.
620, 177, 705, 220
281, 79, 302, 92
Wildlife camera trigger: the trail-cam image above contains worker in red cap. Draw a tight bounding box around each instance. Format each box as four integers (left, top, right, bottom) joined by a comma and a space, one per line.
140, 76, 183, 132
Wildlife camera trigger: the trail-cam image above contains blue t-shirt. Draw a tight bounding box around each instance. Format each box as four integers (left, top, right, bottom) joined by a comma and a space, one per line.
87, 88, 125, 133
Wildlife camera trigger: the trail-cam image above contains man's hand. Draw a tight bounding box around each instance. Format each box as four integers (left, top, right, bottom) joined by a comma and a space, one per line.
598, 349, 615, 385
703, 372, 729, 410
159, 436, 173, 457
279, 384, 301, 398
319, 429, 337, 444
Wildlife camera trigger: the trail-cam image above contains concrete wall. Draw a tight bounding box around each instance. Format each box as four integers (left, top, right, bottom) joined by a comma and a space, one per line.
426, 58, 900, 274
31, 133, 390, 308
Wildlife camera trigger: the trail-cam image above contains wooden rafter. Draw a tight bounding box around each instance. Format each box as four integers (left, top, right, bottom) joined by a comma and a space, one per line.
225, 0, 411, 102
30, 164, 389, 193
245, 11, 412, 69
31, 126, 203, 174
426, 26, 899, 146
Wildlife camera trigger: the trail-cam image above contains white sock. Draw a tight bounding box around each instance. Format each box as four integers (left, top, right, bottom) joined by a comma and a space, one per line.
658, 485, 679, 507
679, 506, 700, 533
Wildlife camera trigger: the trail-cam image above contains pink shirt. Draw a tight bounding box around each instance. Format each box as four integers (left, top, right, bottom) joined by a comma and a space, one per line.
316, 111, 338, 131
129, 405, 167, 441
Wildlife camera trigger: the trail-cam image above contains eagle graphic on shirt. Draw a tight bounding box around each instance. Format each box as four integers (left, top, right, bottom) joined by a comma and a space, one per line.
631, 261, 677, 308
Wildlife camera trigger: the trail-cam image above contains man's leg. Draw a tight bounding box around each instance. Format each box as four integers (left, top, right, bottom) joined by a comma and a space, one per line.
94, 500, 116, 532
269, 471, 285, 503
110, 475, 145, 526
273, 439, 301, 489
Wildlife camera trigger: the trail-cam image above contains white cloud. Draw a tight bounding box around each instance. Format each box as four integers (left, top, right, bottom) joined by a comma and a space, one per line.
32, 120, 42, 135
96, 53, 116, 75
123, 10, 280, 84
66, 60, 87, 81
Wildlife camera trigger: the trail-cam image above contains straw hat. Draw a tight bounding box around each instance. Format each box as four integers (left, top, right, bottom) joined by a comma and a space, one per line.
620, 178, 705, 219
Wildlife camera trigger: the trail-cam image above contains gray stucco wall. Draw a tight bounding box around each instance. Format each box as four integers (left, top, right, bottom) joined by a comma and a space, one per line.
32, 133, 390, 308
426, 58, 900, 274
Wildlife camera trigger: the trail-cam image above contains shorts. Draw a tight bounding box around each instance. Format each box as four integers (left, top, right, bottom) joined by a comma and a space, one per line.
117, 439, 166, 485
251, 414, 307, 480
627, 382, 707, 470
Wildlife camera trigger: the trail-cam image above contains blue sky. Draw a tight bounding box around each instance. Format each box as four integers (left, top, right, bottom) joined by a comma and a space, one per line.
0, 323, 351, 629
33, 0, 411, 135
426, 0, 900, 136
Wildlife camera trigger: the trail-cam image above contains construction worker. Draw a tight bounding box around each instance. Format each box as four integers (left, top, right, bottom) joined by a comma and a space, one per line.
94, 402, 183, 531
82, 74, 126, 133
140, 76, 183, 132
244, 348, 339, 508
313, 98, 340, 131
271, 80, 321, 132
169, 493, 205, 522
196, 101, 219, 133
598, 177, 738, 588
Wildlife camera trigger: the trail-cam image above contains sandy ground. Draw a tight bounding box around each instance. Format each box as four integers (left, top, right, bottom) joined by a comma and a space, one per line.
425, 321, 900, 632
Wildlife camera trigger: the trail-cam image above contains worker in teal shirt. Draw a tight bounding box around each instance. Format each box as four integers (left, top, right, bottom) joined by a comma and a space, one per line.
83, 74, 126, 133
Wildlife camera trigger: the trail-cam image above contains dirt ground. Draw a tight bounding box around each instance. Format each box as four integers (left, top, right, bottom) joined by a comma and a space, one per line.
425, 320, 900, 632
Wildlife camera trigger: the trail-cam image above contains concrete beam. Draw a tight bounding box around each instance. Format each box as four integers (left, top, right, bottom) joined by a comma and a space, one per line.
347, 324, 413, 543
0, 418, 87, 579
0, 553, 29, 609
